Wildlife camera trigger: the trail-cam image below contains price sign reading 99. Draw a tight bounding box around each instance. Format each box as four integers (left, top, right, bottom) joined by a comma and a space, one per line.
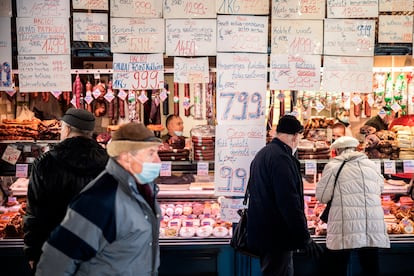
218, 91, 265, 122
218, 166, 247, 193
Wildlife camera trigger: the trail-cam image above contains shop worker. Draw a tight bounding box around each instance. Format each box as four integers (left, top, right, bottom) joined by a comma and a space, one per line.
247, 115, 323, 276
161, 114, 184, 142
24, 108, 109, 272
362, 106, 395, 132
35, 122, 162, 276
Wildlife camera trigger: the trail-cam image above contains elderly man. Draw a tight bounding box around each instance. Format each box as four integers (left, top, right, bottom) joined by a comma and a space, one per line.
24, 108, 109, 272
35, 122, 162, 276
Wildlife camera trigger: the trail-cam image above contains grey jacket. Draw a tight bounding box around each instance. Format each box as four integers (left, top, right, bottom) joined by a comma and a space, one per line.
36, 158, 161, 276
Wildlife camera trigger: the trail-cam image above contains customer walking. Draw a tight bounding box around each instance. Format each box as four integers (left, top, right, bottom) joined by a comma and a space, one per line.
247, 115, 323, 276
35, 122, 163, 276
23, 108, 108, 272
316, 136, 390, 276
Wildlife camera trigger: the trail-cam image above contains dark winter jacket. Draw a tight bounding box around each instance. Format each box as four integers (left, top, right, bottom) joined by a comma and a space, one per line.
247, 138, 310, 253
23, 136, 109, 263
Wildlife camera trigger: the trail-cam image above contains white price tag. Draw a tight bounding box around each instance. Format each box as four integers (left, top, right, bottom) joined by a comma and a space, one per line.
160, 162, 172, 177
16, 164, 29, 178
197, 162, 209, 176
383, 160, 396, 174
403, 160, 414, 173
305, 160, 317, 175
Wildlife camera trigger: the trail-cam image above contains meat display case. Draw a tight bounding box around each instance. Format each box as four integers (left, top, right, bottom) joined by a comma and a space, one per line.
1, 150, 414, 275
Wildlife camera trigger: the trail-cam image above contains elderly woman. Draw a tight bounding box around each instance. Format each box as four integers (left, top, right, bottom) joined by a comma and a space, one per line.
316, 136, 390, 276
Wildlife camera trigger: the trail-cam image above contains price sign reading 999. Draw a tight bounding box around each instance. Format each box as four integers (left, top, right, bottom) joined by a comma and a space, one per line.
112, 53, 164, 90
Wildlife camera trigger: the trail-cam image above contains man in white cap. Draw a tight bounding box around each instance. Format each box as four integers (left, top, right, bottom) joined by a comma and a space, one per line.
24, 108, 109, 272
316, 136, 390, 276
36, 122, 162, 276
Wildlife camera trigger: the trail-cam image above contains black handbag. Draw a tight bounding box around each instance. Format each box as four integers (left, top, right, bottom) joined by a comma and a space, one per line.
320, 160, 347, 223
230, 184, 259, 258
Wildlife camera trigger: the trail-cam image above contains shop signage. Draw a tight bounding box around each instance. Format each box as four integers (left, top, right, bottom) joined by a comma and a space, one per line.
378, 15, 413, 43
324, 19, 375, 57
322, 56, 373, 93
112, 53, 164, 90
271, 19, 323, 55
0, 0, 11, 17
217, 0, 269, 15
216, 53, 267, 125
111, 18, 164, 53
214, 124, 266, 197
219, 197, 245, 222
165, 19, 216, 56
217, 15, 268, 53
16, 0, 70, 17
270, 54, 321, 91
164, 0, 216, 18
16, 17, 70, 55
110, 0, 162, 18
271, 0, 325, 19
0, 17, 13, 91
327, 0, 378, 18
72, 0, 108, 10
379, 0, 413, 12
18, 55, 71, 92
73, 13, 108, 42
174, 57, 209, 83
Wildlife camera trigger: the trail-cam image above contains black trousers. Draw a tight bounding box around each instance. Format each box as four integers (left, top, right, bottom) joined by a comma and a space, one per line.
319, 247, 379, 276
260, 250, 294, 276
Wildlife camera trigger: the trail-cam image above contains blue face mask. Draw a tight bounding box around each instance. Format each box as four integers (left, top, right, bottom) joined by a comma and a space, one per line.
134, 162, 161, 184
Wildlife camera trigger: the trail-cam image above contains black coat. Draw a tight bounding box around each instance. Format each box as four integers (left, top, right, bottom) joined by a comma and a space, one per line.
247, 138, 310, 253
23, 136, 109, 262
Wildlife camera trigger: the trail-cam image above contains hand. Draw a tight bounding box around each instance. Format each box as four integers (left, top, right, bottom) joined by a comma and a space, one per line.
29, 260, 34, 269
304, 238, 323, 259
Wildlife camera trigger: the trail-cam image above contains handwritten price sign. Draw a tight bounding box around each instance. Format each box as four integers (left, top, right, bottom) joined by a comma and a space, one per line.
73, 13, 108, 42
216, 53, 267, 124
17, 17, 70, 55
378, 15, 413, 43
217, 0, 269, 15
112, 53, 164, 90
272, 0, 325, 19
0, 17, 13, 91
174, 57, 209, 83
322, 55, 373, 93
72, 0, 108, 10
327, 0, 378, 18
111, 0, 162, 17
1, 145, 21, 165
17, 0, 69, 17
164, 0, 216, 18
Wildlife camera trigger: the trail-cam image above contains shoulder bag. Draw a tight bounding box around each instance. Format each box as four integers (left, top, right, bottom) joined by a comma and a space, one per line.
320, 160, 347, 223
230, 182, 259, 258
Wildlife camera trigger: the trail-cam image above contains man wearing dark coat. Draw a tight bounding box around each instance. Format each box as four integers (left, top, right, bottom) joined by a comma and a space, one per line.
23, 108, 109, 273
247, 115, 322, 276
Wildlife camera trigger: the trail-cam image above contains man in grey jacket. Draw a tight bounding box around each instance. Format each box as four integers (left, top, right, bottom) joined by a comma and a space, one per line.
36, 122, 162, 276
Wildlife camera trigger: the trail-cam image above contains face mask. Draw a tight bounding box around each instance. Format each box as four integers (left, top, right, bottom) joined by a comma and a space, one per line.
292, 147, 297, 156
134, 162, 161, 184
340, 117, 349, 124
174, 131, 183, 136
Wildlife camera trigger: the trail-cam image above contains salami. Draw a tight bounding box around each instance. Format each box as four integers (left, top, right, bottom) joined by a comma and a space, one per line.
72, 74, 83, 109
174, 82, 179, 116
184, 83, 190, 117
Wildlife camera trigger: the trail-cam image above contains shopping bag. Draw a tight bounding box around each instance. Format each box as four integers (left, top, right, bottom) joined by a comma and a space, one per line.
230, 208, 259, 258
319, 201, 331, 223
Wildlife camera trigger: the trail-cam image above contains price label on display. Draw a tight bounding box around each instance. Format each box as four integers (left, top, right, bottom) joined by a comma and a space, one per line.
383, 160, 396, 174
197, 162, 209, 176
160, 162, 172, 177
16, 164, 28, 178
403, 160, 414, 173
1, 145, 21, 165
305, 160, 317, 175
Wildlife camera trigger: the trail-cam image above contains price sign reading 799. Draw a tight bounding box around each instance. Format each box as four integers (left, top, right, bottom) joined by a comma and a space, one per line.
217, 91, 265, 123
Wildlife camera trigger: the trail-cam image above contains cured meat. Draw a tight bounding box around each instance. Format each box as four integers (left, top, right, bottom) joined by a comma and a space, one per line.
72, 74, 83, 109
184, 83, 190, 117
174, 82, 179, 115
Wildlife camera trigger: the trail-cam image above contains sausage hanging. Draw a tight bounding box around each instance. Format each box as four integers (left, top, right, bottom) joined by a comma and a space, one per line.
173, 82, 179, 116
